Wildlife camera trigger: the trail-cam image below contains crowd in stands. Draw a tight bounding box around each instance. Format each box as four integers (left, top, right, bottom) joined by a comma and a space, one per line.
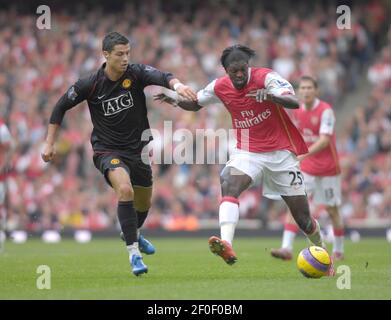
0, 0, 389, 232
336, 23, 391, 223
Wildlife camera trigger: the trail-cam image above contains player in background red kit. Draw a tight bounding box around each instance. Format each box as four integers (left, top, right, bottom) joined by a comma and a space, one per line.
271, 76, 344, 261
155, 45, 329, 268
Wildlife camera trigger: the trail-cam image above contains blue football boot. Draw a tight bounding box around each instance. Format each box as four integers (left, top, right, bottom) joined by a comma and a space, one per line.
138, 234, 156, 255
130, 255, 148, 276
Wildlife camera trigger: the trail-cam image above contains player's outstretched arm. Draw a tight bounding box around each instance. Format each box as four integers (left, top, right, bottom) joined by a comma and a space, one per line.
154, 93, 203, 112
168, 79, 197, 102
42, 78, 90, 163
42, 123, 59, 162
154, 79, 219, 112
42, 96, 74, 163
138, 64, 197, 102
177, 100, 203, 111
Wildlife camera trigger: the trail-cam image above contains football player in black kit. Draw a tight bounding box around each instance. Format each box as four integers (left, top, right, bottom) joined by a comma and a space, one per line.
41, 32, 197, 276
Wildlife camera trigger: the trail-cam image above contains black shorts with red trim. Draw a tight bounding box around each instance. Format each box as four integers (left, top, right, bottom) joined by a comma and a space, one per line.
93, 151, 152, 188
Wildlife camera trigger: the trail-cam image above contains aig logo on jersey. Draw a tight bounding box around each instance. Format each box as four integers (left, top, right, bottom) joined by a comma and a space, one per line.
102, 92, 134, 116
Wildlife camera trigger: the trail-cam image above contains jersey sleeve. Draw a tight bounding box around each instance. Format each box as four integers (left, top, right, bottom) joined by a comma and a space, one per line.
196, 80, 221, 107
319, 108, 336, 135
49, 77, 92, 125
264, 71, 295, 96
138, 64, 174, 89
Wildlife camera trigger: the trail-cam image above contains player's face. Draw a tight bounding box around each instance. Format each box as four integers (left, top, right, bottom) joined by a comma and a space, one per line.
104, 43, 130, 73
226, 61, 249, 90
298, 80, 317, 105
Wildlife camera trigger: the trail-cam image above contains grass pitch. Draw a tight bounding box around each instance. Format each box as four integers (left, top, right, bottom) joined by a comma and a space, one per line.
0, 238, 390, 299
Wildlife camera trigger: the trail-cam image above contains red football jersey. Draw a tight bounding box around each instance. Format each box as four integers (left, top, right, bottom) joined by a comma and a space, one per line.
197, 68, 308, 155
292, 99, 341, 176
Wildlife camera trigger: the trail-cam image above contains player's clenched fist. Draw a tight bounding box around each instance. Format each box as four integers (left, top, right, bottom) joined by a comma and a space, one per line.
41, 142, 56, 162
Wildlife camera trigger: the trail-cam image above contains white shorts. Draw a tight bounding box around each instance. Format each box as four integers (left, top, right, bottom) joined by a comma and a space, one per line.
225, 148, 306, 198
302, 173, 341, 206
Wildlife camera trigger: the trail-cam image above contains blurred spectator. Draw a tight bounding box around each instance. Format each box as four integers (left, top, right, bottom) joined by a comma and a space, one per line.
336, 23, 391, 222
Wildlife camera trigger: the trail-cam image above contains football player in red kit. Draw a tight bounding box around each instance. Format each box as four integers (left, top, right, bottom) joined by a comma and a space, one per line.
155, 45, 329, 268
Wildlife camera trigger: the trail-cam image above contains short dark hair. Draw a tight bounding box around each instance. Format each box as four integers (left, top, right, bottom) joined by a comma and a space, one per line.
220, 45, 256, 69
102, 32, 129, 52
299, 75, 318, 88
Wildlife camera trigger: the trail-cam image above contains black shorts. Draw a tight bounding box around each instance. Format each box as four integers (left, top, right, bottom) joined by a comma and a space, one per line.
93, 151, 152, 188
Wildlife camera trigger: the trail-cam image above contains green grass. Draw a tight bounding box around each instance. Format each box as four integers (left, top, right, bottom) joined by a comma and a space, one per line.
0, 238, 390, 299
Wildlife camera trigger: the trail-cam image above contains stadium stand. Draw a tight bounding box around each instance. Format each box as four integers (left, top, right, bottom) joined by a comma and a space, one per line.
0, 0, 389, 232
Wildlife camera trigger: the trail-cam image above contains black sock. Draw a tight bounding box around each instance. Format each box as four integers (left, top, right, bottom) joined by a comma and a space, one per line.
117, 201, 137, 246
137, 210, 149, 229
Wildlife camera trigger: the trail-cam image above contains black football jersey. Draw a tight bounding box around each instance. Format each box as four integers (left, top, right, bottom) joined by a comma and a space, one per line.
50, 63, 174, 153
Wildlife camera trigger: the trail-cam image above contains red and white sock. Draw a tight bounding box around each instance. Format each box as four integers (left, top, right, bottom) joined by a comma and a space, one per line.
281, 223, 299, 251
333, 228, 344, 254
219, 196, 239, 245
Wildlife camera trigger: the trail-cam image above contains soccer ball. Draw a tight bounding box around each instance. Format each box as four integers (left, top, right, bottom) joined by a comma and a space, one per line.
297, 246, 331, 278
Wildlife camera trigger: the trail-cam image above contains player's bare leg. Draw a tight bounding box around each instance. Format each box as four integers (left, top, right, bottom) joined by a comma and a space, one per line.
209, 167, 252, 265
282, 195, 325, 247
109, 168, 147, 276
327, 205, 344, 260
